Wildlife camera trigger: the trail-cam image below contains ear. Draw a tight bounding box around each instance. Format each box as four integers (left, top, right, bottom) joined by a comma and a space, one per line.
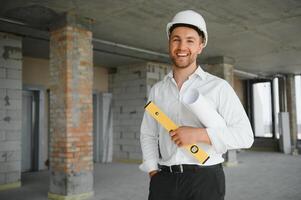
197, 42, 204, 54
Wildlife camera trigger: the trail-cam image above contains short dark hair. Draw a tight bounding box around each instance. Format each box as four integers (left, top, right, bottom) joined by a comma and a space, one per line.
169, 23, 205, 41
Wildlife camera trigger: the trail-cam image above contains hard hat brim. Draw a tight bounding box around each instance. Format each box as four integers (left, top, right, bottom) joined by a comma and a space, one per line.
166, 22, 207, 47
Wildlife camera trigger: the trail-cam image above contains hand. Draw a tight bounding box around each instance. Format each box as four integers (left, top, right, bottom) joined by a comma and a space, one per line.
149, 170, 158, 178
169, 126, 198, 147
169, 126, 211, 146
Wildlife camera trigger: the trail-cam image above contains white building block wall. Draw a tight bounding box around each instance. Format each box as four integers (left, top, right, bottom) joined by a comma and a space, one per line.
0, 32, 22, 189
110, 62, 170, 161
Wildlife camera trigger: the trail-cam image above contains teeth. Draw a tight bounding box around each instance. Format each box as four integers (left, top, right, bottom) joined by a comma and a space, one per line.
177, 53, 188, 56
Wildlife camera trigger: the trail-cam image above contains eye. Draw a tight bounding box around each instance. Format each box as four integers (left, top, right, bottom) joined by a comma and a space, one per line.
187, 40, 194, 43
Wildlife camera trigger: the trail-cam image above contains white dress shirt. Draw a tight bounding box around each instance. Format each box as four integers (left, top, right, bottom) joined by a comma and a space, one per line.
139, 66, 254, 173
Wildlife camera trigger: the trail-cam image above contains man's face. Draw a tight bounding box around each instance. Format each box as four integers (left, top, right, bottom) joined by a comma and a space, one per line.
169, 26, 204, 69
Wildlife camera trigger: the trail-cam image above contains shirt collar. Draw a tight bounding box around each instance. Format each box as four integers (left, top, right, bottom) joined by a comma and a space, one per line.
192, 66, 206, 80
164, 65, 206, 81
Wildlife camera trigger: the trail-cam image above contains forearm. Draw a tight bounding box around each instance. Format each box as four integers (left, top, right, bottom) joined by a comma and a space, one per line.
140, 135, 159, 172
206, 121, 254, 153
170, 126, 212, 146
140, 108, 160, 173
195, 128, 212, 145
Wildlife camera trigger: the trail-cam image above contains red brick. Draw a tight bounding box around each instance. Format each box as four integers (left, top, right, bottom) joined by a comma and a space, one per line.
49, 23, 93, 174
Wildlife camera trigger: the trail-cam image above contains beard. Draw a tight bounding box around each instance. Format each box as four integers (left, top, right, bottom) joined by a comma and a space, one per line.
170, 54, 197, 69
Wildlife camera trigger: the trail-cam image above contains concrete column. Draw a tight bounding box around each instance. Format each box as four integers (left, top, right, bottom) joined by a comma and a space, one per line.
204, 56, 238, 166
278, 77, 287, 112
0, 32, 22, 191
48, 12, 94, 200
277, 76, 291, 154
110, 62, 170, 161
286, 74, 298, 155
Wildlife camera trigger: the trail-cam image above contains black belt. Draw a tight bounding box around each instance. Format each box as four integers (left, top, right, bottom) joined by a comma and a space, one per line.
159, 164, 221, 173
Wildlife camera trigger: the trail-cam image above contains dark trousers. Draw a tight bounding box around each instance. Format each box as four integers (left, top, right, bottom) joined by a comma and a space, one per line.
148, 164, 225, 200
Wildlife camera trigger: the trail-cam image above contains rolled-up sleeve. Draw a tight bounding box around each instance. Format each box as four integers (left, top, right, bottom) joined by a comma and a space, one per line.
206, 82, 254, 154
139, 87, 159, 173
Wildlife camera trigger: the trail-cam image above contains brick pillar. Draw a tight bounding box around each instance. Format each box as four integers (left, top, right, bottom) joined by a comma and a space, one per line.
286, 74, 298, 155
0, 33, 22, 191
204, 56, 238, 166
48, 13, 94, 199
110, 62, 170, 161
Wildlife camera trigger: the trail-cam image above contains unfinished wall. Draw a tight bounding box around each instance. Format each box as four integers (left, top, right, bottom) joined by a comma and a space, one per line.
23, 57, 108, 91
0, 32, 22, 190
110, 62, 170, 161
21, 57, 109, 170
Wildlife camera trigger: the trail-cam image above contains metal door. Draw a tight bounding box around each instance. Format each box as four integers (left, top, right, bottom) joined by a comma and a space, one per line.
93, 92, 113, 163
22, 91, 33, 172
22, 90, 39, 172
93, 94, 98, 162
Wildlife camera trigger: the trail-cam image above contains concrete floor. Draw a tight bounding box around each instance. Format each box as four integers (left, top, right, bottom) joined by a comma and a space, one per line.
0, 151, 301, 200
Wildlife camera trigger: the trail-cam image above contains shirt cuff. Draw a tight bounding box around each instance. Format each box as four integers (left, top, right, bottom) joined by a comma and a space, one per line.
206, 127, 227, 154
139, 159, 158, 173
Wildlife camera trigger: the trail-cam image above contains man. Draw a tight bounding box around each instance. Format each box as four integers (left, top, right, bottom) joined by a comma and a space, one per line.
140, 10, 254, 200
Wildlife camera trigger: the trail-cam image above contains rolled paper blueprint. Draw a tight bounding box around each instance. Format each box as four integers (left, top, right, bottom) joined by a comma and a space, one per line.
182, 88, 226, 128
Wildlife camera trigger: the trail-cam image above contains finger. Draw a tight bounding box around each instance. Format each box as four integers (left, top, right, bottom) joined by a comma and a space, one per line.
175, 140, 182, 146
172, 136, 181, 145
171, 135, 178, 142
169, 131, 176, 136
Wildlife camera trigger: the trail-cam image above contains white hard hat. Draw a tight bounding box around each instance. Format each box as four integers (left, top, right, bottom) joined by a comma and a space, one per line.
166, 10, 208, 47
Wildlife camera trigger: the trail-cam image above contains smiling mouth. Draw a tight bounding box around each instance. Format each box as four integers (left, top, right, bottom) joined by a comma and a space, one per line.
176, 53, 189, 57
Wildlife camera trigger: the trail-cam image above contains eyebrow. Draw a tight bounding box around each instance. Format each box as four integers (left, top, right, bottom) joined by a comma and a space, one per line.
171, 35, 197, 40
186, 36, 197, 40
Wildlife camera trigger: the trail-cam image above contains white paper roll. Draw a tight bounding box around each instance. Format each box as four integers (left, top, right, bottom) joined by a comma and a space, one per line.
183, 88, 226, 128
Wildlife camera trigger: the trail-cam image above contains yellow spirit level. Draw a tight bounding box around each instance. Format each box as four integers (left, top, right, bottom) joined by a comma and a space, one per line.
144, 101, 209, 164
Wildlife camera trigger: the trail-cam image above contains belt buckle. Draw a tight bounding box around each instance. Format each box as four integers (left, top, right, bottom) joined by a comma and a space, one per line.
170, 165, 184, 173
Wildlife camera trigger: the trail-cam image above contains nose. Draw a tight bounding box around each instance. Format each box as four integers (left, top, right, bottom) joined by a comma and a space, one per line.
177, 41, 187, 50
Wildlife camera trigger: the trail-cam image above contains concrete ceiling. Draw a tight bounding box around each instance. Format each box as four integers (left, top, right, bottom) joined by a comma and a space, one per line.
0, 0, 301, 77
